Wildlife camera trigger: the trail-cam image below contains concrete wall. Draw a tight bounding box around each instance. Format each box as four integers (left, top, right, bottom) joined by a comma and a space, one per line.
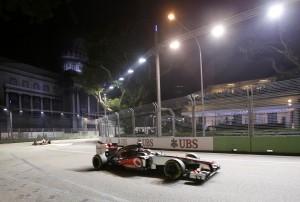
0, 130, 98, 143
213, 136, 251, 152
213, 136, 300, 154
99, 135, 300, 154
99, 137, 214, 151
252, 136, 300, 154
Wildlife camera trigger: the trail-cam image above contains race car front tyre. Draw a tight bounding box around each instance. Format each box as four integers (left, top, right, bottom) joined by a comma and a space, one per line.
164, 159, 186, 180
93, 154, 107, 170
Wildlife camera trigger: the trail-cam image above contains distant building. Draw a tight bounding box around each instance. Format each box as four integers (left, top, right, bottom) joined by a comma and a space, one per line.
205, 77, 277, 94
62, 38, 88, 73
0, 58, 61, 111
0, 57, 99, 131
182, 77, 300, 130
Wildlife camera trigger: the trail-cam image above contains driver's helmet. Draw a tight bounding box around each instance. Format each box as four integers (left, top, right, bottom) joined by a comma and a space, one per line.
137, 140, 143, 148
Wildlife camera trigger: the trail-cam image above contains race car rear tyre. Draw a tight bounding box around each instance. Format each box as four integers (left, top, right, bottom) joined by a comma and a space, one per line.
164, 159, 185, 180
93, 154, 107, 170
185, 153, 199, 159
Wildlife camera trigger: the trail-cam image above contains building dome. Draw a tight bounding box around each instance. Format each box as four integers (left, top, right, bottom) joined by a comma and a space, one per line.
62, 38, 88, 73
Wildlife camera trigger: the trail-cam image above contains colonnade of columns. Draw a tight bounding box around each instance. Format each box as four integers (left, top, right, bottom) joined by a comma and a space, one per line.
5, 92, 54, 112
5, 91, 99, 130
71, 93, 98, 117
71, 92, 100, 130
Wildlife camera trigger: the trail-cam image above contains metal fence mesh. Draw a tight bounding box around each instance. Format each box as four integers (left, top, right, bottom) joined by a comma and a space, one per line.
1, 77, 300, 139
101, 77, 300, 137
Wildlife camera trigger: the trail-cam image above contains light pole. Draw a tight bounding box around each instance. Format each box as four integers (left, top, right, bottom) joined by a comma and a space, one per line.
104, 93, 107, 117
168, 13, 205, 136
168, 12, 225, 136
170, 36, 204, 136
3, 108, 12, 138
154, 24, 162, 137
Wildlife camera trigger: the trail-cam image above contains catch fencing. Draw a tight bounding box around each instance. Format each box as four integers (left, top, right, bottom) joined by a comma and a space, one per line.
1, 77, 300, 140
0, 109, 100, 142
100, 77, 300, 137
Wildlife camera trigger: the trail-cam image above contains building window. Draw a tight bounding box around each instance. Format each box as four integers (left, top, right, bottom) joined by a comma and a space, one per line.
32, 96, 41, 109
233, 114, 242, 125
22, 80, 29, 88
33, 83, 40, 90
9, 77, 18, 85
43, 98, 50, 110
43, 84, 49, 92
53, 85, 57, 92
267, 113, 277, 124
63, 62, 82, 73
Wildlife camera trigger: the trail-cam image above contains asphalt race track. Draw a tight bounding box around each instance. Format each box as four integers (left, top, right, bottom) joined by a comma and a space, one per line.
1, 139, 300, 202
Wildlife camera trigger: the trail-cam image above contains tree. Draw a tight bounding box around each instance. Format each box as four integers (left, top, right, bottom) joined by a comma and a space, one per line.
239, 31, 300, 79
269, 33, 300, 73
73, 16, 157, 112
0, 0, 69, 23
75, 60, 154, 113
73, 62, 126, 113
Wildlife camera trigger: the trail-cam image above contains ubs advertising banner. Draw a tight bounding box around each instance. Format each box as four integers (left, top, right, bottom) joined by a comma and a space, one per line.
99, 137, 213, 151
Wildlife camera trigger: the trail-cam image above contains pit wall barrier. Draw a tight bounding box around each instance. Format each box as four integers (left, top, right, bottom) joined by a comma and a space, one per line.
99, 136, 300, 154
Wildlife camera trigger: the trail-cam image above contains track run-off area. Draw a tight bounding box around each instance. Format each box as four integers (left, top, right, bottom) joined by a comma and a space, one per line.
1, 139, 300, 202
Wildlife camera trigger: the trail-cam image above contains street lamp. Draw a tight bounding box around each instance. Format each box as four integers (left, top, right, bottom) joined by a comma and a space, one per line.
167, 12, 176, 21
154, 24, 162, 136
288, 99, 292, 106
267, 3, 284, 20
119, 77, 124, 81
127, 69, 134, 74
169, 40, 181, 50
3, 108, 13, 137
167, 12, 204, 136
211, 24, 225, 38
138, 57, 146, 64
103, 93, 107, 117
109, 85, 114, 90
167, 12, 225, 136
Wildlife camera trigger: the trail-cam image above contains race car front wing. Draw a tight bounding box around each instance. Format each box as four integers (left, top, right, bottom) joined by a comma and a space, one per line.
187, 163, 220, 181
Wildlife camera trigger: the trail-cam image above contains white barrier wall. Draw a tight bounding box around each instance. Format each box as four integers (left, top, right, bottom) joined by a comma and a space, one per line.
1, 131, 98, 140
99, 136, 214, 151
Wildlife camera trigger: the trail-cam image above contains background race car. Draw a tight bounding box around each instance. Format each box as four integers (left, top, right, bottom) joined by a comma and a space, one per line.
33, 138, 51, 145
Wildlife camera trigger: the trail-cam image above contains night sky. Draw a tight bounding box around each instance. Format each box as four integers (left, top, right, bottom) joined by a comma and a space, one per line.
0, 0, 299, 99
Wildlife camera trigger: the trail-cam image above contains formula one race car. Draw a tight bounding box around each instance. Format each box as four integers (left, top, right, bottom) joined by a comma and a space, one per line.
92, 141, 220, 182
32, 138, 51, 145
